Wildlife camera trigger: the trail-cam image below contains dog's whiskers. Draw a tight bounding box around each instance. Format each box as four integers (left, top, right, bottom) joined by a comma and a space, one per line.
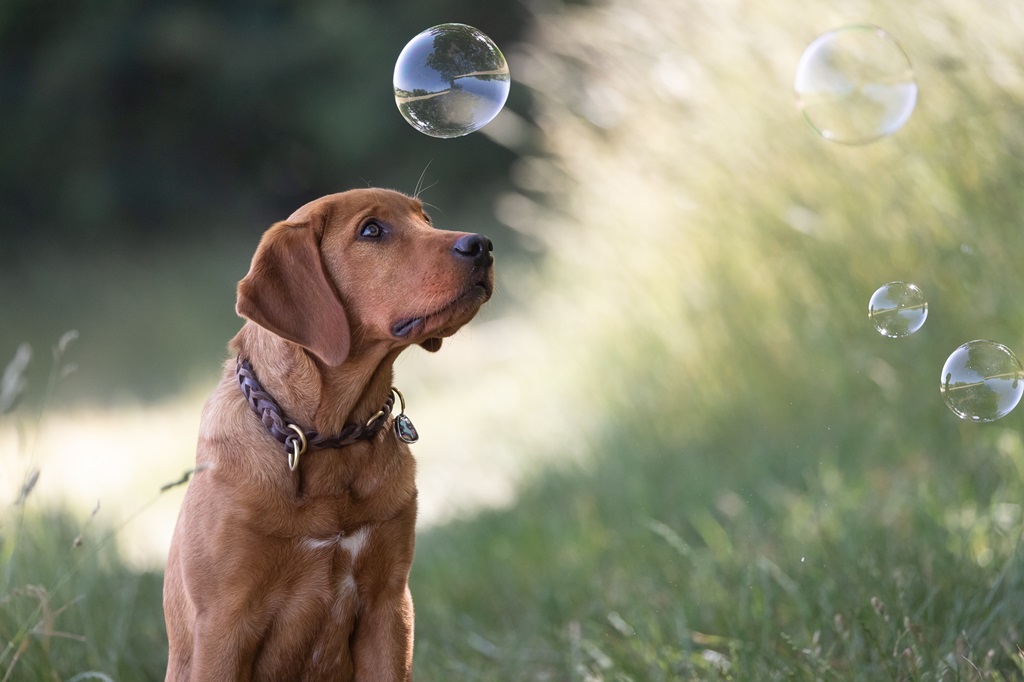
421, 200, 445, 220
413, 162, 435, 199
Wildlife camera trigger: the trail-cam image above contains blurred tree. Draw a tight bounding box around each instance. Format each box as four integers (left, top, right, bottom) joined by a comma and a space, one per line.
0, 0, 530, 253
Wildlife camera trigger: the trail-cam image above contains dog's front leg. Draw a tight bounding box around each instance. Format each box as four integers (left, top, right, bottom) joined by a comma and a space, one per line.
350, 505, 417, 681
352, 583, 415, 681
188, 609, 264, 682
172, 506, 271, 682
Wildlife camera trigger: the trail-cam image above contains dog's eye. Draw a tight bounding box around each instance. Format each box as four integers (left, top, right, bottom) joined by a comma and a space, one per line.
422, 213, 432, 225
359, 221, 384, 239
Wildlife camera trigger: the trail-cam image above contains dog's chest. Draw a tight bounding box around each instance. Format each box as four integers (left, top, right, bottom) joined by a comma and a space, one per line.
296, 529, 370, 648
297, 525, 371, 605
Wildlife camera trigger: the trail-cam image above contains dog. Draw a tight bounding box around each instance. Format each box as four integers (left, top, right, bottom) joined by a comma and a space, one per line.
163, 188, 494, 681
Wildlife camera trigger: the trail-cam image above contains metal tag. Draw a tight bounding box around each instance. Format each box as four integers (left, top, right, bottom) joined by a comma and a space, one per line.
395, 413, 419, 444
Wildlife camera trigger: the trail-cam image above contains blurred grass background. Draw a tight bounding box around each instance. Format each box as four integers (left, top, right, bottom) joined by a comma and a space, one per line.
5, 0, 1024, 679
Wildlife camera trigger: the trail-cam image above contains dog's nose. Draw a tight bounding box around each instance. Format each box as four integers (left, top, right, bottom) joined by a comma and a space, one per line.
452, 233, 493, 267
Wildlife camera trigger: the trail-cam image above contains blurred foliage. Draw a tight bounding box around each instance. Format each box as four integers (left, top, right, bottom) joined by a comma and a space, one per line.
0, 0, 529, 248
410, 0, 1024, 678
503, 0, 1024, 469
0, 508, 166, 681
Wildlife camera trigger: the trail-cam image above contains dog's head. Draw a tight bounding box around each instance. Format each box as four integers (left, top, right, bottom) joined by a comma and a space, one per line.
236, 188, 493, 365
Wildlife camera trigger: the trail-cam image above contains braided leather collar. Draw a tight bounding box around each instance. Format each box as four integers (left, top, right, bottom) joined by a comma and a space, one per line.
235, 356, 394, 469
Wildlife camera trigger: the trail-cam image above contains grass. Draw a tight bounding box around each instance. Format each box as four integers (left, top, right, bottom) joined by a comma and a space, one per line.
0, 335, 169, 681
411, 410, 1024, 680
5, 399, 1024, 680
0, 509, 167, 681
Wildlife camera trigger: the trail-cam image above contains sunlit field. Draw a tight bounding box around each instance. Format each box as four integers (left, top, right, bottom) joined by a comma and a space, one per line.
6, 0, 1024, 679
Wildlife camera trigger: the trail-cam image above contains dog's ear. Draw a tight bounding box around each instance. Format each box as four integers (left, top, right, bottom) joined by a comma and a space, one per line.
419, 338, 443, 352
236, 218, 351, 366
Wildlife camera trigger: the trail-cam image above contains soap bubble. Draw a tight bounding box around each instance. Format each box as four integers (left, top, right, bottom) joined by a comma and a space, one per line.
940, 340, 1024, 422
393, 23, 510, 139
868, 282, 927, 338
794, 25, 917, 145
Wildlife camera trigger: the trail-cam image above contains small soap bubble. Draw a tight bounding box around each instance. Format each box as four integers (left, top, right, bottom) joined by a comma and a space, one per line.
794, 25, 917, 145
868, 282, 927, 338
940, 340, 1024, 422
393, 23, 510, 139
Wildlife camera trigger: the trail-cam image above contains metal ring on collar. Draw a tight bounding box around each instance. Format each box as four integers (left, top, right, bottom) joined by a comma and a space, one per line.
391, 386, 406, 413
286, 423, 308, 471
366, 387, 406, 427
365, 408, 386, 428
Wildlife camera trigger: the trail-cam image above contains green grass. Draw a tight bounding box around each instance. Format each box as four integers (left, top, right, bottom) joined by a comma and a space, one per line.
411, 412, 1024, 681
4, 416, 1024, 681
0, 508, 166, 681
0, 336, 169, 681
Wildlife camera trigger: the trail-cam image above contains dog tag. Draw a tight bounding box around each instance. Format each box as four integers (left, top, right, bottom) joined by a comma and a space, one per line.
394, 413, 419, 444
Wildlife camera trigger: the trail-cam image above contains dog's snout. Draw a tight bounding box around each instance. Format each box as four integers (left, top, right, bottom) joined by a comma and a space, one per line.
452, 234, 493, 267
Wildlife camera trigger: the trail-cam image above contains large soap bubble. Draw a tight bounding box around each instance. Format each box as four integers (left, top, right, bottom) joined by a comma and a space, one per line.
940, 340, 1024, 423
394, 23, 511, 139
794, 25, 917, 145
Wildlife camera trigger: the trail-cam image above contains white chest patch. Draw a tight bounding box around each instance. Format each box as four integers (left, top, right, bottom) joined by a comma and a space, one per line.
301, 537, 337, 552
338, 526, 370, 560
339, 573, 358, 598
301, 526, 371, 562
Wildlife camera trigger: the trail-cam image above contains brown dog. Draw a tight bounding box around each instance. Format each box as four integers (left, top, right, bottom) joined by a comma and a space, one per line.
163, 188, 493, 681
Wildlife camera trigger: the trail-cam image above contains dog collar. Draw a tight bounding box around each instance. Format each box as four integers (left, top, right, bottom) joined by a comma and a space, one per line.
235, 356, 418, 472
